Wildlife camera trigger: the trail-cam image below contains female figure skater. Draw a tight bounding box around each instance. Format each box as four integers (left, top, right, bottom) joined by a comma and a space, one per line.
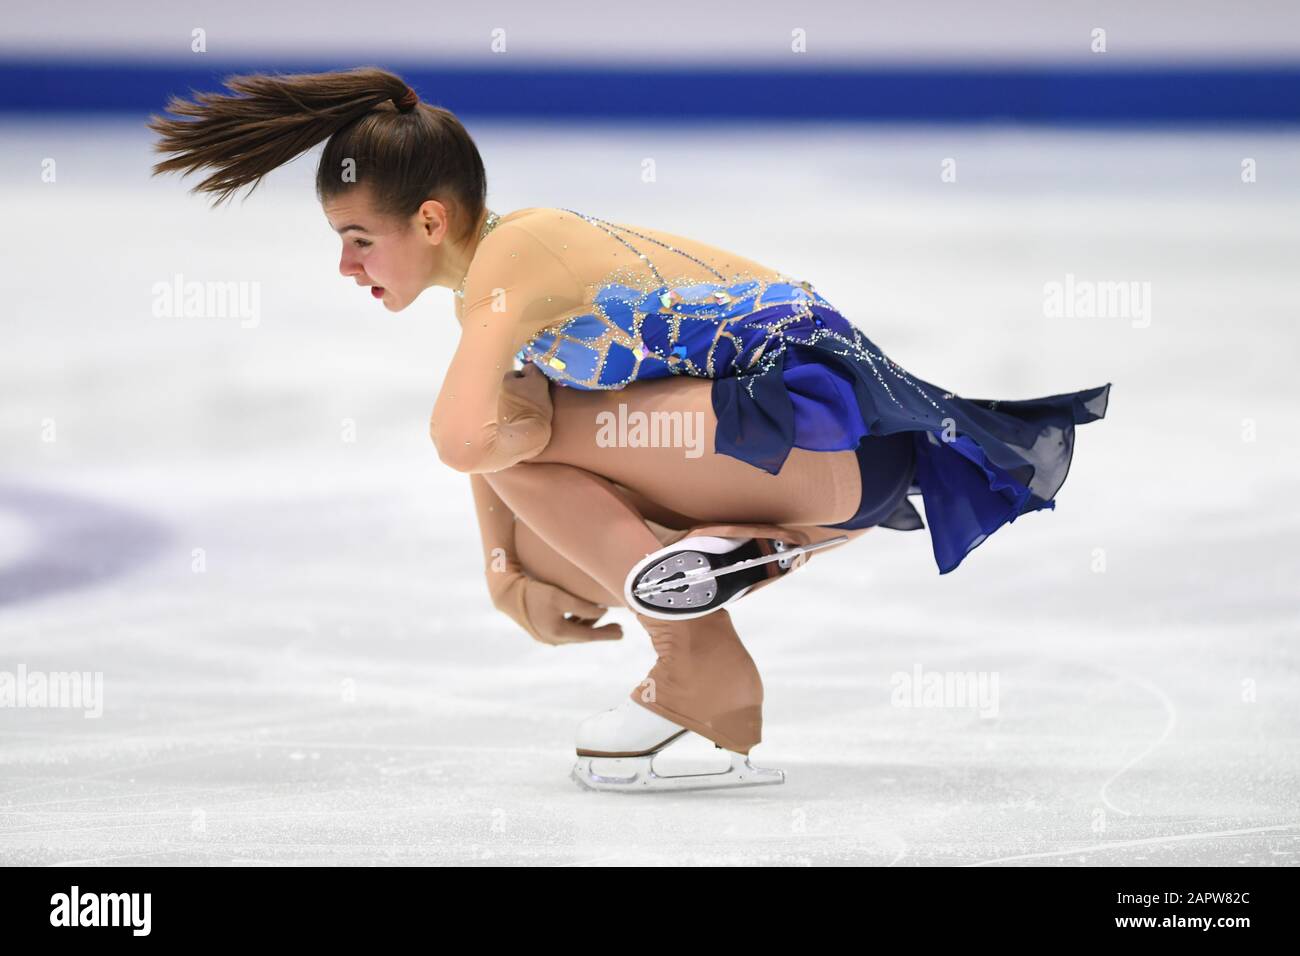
148, 68, 1111, 792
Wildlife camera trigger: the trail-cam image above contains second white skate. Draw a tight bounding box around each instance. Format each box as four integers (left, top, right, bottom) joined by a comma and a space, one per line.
571, 697, 785, 793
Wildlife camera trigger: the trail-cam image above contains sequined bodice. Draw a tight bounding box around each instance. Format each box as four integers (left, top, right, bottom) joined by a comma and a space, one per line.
455, 209, 1111, 579
514, 209, 847, 391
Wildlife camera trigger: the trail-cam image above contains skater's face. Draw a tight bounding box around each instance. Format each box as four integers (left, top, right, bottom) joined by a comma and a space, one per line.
324, 187, 458, 313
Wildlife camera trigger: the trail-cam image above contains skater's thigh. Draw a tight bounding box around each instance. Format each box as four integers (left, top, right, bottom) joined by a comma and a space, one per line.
607, 481, 696, 531
533, 377, 863, 526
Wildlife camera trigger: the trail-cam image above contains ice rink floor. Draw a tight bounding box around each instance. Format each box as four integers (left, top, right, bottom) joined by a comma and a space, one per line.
1, 118, 1298, 865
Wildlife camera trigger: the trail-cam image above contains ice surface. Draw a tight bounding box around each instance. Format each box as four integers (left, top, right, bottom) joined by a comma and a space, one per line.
1, 118, 1297, 865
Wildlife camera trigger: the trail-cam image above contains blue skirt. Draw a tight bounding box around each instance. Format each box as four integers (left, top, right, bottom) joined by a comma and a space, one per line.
709, 302, 1111, 574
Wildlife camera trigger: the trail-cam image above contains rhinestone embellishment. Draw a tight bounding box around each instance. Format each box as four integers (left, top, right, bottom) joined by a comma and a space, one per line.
509, 209, 950, 419
454, 209, 503, 300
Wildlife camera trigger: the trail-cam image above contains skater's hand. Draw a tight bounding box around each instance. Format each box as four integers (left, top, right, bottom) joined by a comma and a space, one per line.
491, 573, 623, 646
498, 363, 553, 430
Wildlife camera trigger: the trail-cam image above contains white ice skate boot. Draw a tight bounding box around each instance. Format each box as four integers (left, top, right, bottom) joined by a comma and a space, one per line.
624, 533, 848, 621
571, 697, 785, 793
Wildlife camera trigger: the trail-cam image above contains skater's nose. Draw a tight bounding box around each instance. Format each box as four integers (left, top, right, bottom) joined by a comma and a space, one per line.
339, 248, 363, 279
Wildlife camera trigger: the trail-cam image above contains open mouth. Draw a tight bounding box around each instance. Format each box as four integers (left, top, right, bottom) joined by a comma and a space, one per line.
371, 286, 385, 299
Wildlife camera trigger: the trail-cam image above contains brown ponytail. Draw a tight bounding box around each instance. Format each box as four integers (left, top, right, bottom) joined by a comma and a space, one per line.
146, 66, 487, 241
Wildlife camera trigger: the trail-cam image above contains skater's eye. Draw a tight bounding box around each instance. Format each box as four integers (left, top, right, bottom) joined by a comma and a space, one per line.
352, 238, 372, 248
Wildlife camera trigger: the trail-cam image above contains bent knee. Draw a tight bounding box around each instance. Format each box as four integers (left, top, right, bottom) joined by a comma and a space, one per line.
483, 458, 561, 489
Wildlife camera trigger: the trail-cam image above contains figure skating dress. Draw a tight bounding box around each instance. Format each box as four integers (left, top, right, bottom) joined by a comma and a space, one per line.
481, 208, 1110, 575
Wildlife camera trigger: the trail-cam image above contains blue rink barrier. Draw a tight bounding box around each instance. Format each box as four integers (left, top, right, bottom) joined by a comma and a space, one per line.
1, 59, 1298, 123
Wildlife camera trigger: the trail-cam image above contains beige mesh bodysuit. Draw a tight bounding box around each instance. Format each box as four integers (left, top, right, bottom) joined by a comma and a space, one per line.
434, 206, 1112, 576
433, 206, 801, 473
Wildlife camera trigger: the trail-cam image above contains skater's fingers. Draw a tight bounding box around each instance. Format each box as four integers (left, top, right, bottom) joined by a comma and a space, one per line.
537, 582, 614, 624
501, 363, 553, 414
564, 596, 613, 621
590, 622, 624, 641
531, 626, 595, 646
559, 597, 623, 640
520, 579, 622, 644
555, 617, 624, 643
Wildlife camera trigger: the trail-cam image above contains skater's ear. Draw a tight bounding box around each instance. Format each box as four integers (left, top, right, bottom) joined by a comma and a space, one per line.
429, 224, 579, 472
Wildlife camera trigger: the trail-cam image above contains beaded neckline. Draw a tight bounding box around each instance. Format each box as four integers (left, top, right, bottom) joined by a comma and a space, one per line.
454, 209, 502, 300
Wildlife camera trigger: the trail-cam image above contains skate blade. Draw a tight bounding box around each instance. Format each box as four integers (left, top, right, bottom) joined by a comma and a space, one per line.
625, 535, 848, 620
631, 549, 721, 610
571, 750, 786, 793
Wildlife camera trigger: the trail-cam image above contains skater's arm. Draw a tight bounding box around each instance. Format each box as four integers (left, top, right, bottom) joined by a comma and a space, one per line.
430, 223, 581, 474
470, 472, 623, 645
469, 471, 523, 589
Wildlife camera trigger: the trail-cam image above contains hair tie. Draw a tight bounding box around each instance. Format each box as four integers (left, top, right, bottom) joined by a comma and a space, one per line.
395, 86, 419, 112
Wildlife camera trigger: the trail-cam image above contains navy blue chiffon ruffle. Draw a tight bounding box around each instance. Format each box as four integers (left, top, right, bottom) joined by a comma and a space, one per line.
711, 307, 1111, 575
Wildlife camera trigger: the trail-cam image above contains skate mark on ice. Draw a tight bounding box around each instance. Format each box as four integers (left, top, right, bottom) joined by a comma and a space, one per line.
0, 735, 559, 807
6, 794, 474, 842
0, 741, 269, 804
0, 785, 266, 818
962, 822, 1300, 866
45, 846, 238, 867
1094, 663, 1177, 819
1030, 650, 1177, 819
